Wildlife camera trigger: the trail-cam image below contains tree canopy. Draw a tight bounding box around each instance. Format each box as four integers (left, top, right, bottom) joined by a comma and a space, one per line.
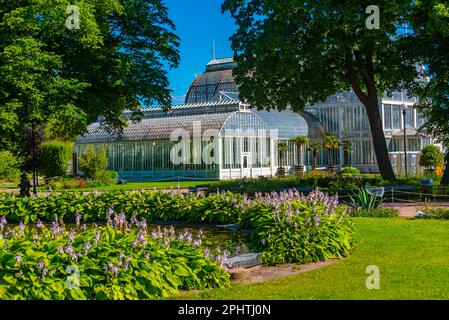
223, 0, 423, 180
0, 0, 179, 143
411, 0, 449, 184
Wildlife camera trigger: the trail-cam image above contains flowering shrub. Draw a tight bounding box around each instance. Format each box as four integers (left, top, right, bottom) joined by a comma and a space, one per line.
0, 215, 229, 300
240, 190, 354, 265
0, 191, 243, 224
0, 189, 355, 268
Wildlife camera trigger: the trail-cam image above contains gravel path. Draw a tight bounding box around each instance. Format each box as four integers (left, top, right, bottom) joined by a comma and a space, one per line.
383, 203, 449, 217
229, 260, 339, 285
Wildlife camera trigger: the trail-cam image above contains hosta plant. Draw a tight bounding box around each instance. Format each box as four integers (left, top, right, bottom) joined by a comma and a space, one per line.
0, 215, 229, 300
0, 191, 243, 224
0, 189, 356, 269
240, 190, 354, 265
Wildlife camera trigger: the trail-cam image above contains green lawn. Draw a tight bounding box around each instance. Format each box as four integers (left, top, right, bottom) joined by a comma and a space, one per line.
0, 184, 16, 189
179, 218, 449, 300
38, 180, 214, 192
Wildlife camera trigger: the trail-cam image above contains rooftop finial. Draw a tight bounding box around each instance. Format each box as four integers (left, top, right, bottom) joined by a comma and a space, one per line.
212, 38, 216, 60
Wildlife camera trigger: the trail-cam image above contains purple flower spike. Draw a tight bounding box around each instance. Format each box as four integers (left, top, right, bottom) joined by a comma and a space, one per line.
75, 212, 81, 228
84, 242, 91, 253
0, 216, 7, 230
36, 220, 44, 229
94, 229, 101, 245
69, 229, 76, 243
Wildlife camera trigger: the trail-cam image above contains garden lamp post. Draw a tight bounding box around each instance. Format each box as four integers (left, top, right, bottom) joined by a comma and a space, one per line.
400, 104, 409, 176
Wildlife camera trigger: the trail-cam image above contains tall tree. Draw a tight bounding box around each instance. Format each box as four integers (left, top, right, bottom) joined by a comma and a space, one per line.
411, 0, 449, 185
223, 0, 422, 181
0, 0, 179, 193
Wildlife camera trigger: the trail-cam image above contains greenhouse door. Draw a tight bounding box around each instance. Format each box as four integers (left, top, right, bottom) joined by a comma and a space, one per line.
241, 153, 252, 178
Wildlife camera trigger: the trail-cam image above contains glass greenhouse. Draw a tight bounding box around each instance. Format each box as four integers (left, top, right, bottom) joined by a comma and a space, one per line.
305, 91, 436, 175
75, 100, 325, 181
75, 57, 439, 181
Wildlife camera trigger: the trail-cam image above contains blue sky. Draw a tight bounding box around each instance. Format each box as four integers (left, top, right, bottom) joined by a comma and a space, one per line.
165, 0, 236, 104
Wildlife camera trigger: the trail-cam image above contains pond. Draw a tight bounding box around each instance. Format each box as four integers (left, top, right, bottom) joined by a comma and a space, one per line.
149, 223, 254, 257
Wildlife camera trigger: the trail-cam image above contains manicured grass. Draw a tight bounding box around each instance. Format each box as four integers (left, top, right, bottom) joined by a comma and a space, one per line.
39, 181, 215, 192
179, 218, 449, 300
0, 184, 16, 189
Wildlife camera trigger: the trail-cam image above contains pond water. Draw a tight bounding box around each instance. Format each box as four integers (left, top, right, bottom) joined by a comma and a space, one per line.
149, 223, 254, 257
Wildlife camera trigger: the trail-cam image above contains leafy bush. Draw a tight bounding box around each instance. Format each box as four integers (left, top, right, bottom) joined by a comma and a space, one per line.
351, 208, 399, 218
420, 145, 444, 171
0, 151, 19, 182
416, 208, 449, 220
207, 173, 422, 194
48, 177, 80, 190
0, 214, 229, 300
79, 146, 109, 181
41, 143, 69, 178
338, 166, 361, 177
0, 191, 244, 224
239, 190, 354, 265
349, 188, 383, 209
328, 177, 360, 191
94, 170, 119, 184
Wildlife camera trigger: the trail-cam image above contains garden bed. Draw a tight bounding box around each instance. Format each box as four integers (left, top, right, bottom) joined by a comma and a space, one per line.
0, 189, 355, 299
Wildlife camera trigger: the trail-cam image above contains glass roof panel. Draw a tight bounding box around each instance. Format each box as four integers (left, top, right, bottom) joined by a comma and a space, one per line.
252, 110, 309, 139
76, 112, 236, 144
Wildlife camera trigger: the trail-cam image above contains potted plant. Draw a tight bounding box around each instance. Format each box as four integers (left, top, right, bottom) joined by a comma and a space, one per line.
324, 135, 340, 173
276, 142, 289, 177
289, 135, 309, 175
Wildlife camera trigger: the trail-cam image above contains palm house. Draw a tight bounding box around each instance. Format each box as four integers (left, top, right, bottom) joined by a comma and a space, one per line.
75, 57, 437, 181
75, 58, 326, 181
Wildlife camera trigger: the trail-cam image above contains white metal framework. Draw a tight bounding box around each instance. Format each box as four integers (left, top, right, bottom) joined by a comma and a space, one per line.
75, 102, 325, 181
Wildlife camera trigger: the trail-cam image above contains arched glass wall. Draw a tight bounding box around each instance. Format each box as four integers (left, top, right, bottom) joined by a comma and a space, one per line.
75, 105, 321, 181
305, 91, 435, 174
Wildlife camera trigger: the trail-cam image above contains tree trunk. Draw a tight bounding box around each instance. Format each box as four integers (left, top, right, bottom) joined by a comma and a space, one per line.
344, 150, 349, 167
442, 151, 449, 186
32, 127, 37, 196
345, 52, 396, 181
327, 149, 333, 167
364, 96, 396, 181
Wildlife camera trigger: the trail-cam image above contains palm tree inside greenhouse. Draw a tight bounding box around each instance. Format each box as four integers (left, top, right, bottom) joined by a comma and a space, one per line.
342, 140, 353, 167
308, 141, 322, 171
324, 135, 340, 172
289, 135, 309, 174
276, 142, 289, 177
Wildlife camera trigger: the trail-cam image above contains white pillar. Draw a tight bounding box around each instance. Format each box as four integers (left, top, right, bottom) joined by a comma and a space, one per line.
338, 105, 344, 167
217, 136, 223, 180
